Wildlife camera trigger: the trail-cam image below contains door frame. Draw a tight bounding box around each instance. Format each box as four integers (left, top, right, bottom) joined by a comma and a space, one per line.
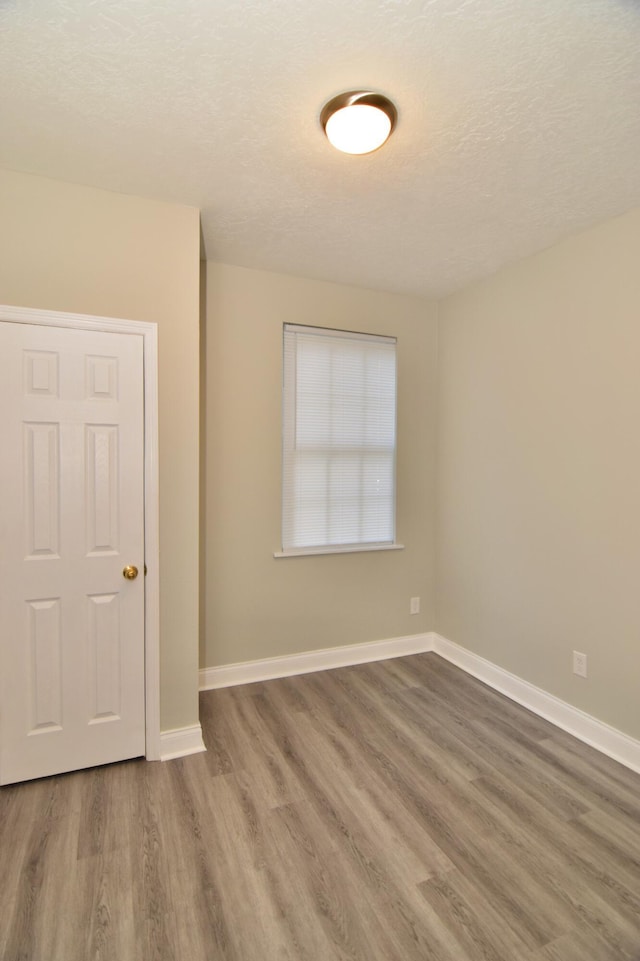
0, 304, 161, 760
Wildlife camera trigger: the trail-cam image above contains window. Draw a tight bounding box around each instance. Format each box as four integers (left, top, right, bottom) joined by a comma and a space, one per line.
279, 324, 400, 556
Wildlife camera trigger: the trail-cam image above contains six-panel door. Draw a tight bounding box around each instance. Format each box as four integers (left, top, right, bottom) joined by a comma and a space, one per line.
0, 322, 146, 784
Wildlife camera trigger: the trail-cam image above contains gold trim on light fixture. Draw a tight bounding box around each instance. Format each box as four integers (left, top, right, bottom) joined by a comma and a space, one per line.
320, 91, 397, 155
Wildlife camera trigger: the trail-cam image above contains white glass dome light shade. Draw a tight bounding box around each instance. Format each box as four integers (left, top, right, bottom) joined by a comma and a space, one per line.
325, 104, 391, 155
320, 92, 397, 155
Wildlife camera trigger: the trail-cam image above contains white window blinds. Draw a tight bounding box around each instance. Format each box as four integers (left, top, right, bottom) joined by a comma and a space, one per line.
282, 324, 397, 553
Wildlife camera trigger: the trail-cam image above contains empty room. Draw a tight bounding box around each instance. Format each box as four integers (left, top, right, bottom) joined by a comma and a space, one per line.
1, 1, 640, 959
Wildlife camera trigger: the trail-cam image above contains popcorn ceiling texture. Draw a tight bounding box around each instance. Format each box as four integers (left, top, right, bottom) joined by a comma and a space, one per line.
1, 0, 639, 297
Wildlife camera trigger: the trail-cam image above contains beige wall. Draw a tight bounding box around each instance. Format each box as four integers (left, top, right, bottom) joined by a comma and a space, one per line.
203, 263, 437, 667
7, 168, 636, 745
437, 208, 640, 739
0, 168, 201, 732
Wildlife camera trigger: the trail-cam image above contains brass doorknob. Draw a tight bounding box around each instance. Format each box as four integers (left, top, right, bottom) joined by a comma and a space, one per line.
123, 565, 139, 580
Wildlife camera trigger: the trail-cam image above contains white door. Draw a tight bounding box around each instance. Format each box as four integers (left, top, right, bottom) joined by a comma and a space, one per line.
0, 321, 146, 784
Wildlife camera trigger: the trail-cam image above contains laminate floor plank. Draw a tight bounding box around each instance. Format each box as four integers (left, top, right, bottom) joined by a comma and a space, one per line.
573, 805, 640, 874
429, 808, 576, 950
535, 925, 635, 961
338, 665, 487, 783
260, 801, 355, 961
299, 693, 458, 879
473, 769, 640, 913
1, 652, 639, 961
186, 768, 295, 961
316, 669, 509, 840
218, 693, 308, 810
301, 702, 497, 870
297, 718, 453, 884
418, 867, 536, 961
461, 780, 640, 958
533, 736, 640, 822
402, 653, 561, 741
296, 671, 582, 952
161, 757, 240, 961
404, 685, 593, 820
0, 779, 50, 958
289, 677, 566, 951
268, 797, 396, 961
138, 755, 222, 961
270, 795, 463, 961
197, 693, 235, 777
3, 786, 80, 961
546, 726, 640, 793
361, 654, 425, 692
468, 708, 639, 824
257, 674, 315, 714
280, 709, 436, 889
303, 666, 481, 795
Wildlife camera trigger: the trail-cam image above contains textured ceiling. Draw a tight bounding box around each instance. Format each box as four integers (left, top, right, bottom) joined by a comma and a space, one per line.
1, 0, 639, 297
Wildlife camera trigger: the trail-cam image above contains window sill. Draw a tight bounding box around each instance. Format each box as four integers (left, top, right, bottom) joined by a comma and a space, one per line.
273, 543, 405, 558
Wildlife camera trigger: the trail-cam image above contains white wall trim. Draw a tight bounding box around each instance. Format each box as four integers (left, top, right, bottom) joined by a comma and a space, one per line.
432, 633, 640, 776
200, 629, 640, 774
274, 542, 405, 558
199, 633, 434, 690
160, 724, 206, 761
0, 304, 162, 760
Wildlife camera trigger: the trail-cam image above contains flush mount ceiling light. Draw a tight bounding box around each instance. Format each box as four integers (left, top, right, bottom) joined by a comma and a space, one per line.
320, 91, 397, 155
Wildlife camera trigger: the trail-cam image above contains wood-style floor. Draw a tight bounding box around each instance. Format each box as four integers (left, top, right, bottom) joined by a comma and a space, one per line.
2, 653, 640, 961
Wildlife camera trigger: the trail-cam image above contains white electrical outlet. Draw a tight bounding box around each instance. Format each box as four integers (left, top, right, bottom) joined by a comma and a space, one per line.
573, 651, 587, 678
410, 597, 420, 615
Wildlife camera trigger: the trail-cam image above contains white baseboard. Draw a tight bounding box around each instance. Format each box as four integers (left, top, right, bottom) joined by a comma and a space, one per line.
199, 632, 434, 690
159, 723, 207, 761
433, 633, 640, 776
199, 630, 640, 775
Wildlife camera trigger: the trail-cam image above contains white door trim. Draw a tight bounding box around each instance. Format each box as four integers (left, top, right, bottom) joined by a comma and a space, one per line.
0, 304, 161, 761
